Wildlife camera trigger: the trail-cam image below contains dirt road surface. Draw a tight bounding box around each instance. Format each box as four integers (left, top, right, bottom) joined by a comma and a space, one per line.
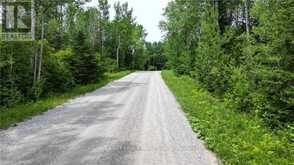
0, 71, 219, 165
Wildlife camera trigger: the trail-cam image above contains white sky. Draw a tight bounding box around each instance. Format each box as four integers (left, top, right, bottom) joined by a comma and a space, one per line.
86, 0, 170, 42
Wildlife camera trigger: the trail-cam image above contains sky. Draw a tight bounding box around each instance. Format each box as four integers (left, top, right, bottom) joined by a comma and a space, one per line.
86, 0, 170, 42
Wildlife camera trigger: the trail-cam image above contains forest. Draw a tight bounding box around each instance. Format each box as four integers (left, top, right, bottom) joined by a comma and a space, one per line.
0, 0, 293, 143
0, 0, 293, 164
161, 0, 293, 130
0, 0, 163, 109
160, 1, 294, 163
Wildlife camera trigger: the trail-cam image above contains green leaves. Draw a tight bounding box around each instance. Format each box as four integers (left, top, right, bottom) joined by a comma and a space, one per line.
163, 0, 294, 128
0, 0, 147, 109
162, 70, 294, 165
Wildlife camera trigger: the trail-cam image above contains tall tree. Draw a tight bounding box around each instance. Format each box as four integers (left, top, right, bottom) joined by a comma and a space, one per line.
98, 0, 110, 56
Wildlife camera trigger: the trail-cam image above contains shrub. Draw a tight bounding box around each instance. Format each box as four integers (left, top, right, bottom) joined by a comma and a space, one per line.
225, 67, 252, 111
0, 84, 22, 108
43, 54, 75, 93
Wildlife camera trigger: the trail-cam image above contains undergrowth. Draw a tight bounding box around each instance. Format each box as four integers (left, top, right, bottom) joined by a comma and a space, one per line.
162, 70, 294, 165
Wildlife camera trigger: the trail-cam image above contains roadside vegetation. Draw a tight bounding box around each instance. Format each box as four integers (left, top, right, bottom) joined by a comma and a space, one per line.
0, 71, 130, 129
1, 0, 146, 109
0, 0, 159, 128
161, 1, 293, 130
161, 1, 294, 163
161, 0, 294, 134
162, 70, 294, 165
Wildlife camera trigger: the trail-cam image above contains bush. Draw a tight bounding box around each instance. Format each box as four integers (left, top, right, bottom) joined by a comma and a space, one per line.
225, 67, 252, 111
0, 84, 22, 107
95, 53, 107, 79
28, 81, 44, 101
101, 56, 117, 72
43, 54, 75, 93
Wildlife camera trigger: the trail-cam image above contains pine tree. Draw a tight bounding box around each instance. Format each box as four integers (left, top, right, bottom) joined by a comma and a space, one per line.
72, 31, 98, 84
251, 0, 294, 126
194, 2, 226, 94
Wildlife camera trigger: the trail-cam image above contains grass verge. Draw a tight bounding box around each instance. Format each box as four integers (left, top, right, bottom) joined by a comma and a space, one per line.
0, 71, 131, 129
161, 70, 294, 165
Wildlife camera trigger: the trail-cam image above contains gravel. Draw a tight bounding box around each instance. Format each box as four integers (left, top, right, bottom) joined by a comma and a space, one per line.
0, 71, 219, 165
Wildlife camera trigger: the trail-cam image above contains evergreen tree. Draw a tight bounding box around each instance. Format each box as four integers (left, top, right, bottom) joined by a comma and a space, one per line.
194, 2, 226, 94
250, 0, 294, 126
72, 31, 99, 84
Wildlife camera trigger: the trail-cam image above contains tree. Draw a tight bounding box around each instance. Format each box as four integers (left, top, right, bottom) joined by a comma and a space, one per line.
250, 0, 294, 126
145, 42, 166, 70
161, 0, 202, 74
162, 0, 294, 127
0, 0, 147, 108
98, 0, 110, 56
71, 31, 99, 84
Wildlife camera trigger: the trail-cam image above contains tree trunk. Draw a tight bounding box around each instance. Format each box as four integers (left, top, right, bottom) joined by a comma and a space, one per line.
31, 0, 37, 84
37, 14, 45, 82
101, 29, 104, 56
132, 48, 135, 69
33, 48, 38, 84
31, 0, 35, 40
116, 34, 121, 69
244, 0, 250, 40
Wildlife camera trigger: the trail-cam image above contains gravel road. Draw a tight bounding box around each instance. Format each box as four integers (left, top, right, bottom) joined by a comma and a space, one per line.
0, 71, 219, 165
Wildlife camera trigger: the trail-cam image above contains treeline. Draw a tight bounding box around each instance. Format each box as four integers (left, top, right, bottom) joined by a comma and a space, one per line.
0, 0, 147, 108
162, 0, 293, 128
144, 42, 167, 71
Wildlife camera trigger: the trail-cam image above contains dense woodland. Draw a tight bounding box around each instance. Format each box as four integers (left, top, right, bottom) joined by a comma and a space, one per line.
0, 0, 293, 131
0, 0, 161, 108
161, 0, 293, 129
0, 0, 293, 163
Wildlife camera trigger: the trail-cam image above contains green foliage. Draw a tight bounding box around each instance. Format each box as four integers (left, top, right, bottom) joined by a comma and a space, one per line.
175, 51, 191, 75
162, 0, 294, 128
225, 67, 252, 111
193, 4, 227, 95
46, 19, 65, 50
249, 0, 294, 127
101, 56, 117, 72
70, 31, 101, 84
0, 42, 33, 106
51, 48, 74, 61
43, 54, 74, 93
161, 0, 201, 74
28, 81, 44, 101
105, 2, 146, 70
0, 0, 146, 111
144, 42, 167, 71
0, 84, 22, 107
162, 70, 294, 165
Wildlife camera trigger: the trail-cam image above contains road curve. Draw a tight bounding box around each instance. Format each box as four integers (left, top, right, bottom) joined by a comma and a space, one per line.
0, 71, 219, 165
